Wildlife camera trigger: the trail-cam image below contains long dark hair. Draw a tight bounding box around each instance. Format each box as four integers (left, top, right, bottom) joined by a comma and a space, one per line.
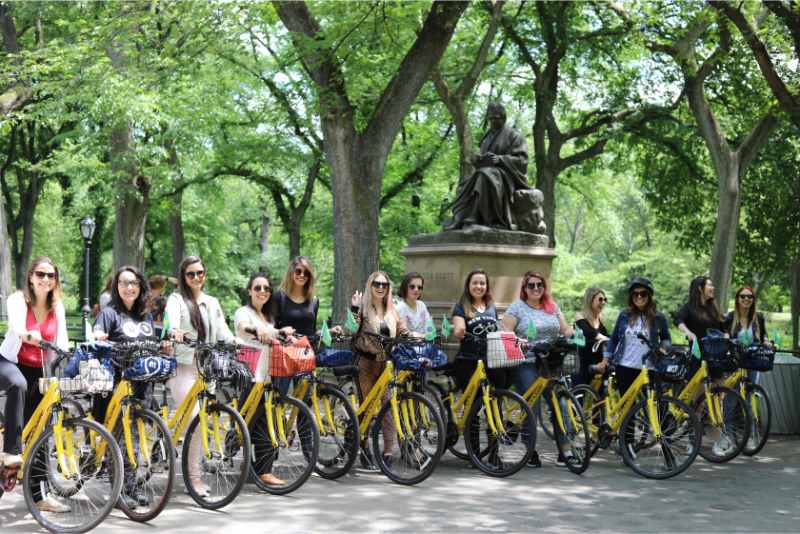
688, 276, 722, 323
245, 271, 274, 323
23, 256, 62, 309
458, 269, 493, 319
626, 285, 657, 329
178, 255, 207, 341
732, 285, 759, 339
110, 265, 149, 320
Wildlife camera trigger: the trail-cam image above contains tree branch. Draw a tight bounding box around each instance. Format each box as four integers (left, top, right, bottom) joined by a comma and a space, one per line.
737, 112, 779, 172
456, 1, 504, 100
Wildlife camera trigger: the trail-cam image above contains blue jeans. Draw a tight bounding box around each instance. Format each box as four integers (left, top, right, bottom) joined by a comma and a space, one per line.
512, 362, 537, 395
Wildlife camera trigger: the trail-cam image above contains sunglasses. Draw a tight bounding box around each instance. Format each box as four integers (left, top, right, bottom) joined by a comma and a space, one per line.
596, 296, 608, 303
34, 271, 57, 280
632, 290, 650, 298
294, 268, 310, 278
409, 284, 423, 291
252, 284, 272, 293
526, 281, 545, 290
118, 280, 140, 289
739, 294, 754, 300
185, 270, 205, 280
372, 281, 390, 290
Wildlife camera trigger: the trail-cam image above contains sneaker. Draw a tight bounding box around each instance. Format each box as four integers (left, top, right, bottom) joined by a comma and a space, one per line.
712, 435, 733, 457
0, 453, 23, 469
258, 473, 286, 486
36, 495, 71, 513
557, 451, 579, 467
527, 450, 541, 468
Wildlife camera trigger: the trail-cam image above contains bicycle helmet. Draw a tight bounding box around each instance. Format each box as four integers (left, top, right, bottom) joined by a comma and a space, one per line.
627, 277, 654, 295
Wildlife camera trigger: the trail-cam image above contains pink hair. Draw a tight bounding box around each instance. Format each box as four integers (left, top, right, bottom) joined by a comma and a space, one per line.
520, 271, 558, 314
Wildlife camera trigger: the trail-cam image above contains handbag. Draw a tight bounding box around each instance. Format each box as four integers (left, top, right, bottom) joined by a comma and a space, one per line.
352, 319, 386, 360
270, 337, 316, 377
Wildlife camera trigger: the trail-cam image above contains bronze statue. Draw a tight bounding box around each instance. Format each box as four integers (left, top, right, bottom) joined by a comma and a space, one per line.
444, 102, 545, 235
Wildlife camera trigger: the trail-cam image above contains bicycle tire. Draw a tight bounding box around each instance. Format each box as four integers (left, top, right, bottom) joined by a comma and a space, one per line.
550, 385, 592, 475
742, 383, 771, 456
464, 389, 534, 478
442, 394, 469, 460
619, 395, 700, 479
114, 407, 175, 522
371, 390, 444, 485
694, 385, 751, 463
311, 384, 358, 480
250, 394, 319, 495
182, 401, 251, 509
570, 384, 603, 456
23, 417, 124, 534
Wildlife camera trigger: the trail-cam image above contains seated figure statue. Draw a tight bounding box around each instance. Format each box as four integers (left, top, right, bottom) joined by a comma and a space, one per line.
444, 102, 544, 234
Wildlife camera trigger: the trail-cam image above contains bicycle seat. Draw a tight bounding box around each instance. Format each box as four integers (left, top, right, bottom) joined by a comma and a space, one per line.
332, 365, 359, 378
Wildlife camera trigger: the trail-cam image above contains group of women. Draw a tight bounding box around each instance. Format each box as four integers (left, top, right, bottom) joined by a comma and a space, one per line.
0, 254, 774, 510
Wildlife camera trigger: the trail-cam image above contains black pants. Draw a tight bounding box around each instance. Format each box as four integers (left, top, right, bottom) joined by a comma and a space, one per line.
452, 358, 511, 392
615, 365, 642, 397
17, 364, 46, 502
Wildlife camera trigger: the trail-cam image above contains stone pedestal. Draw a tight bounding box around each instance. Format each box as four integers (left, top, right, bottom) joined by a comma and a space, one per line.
400, 229, 556, 320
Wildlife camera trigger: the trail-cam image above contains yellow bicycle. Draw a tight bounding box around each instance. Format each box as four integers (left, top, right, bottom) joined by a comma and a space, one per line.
0, 340, 124, 533
571, 336, 701, 479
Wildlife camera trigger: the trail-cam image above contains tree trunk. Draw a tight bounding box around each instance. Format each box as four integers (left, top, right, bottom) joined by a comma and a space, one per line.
791, 260, 800, 350
537, 165, 557, 247
259, 213, 269, 271
0, 193, 11, 297
454, 102, 474, 181
168, 189, 185, 276
110, 120, 148, 271
708, 161, 741, 310
11, 175, 40, 289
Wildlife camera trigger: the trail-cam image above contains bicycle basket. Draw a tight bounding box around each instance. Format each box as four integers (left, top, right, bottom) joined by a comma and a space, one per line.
740, 345, 775, 372
270, 337, 316, 377
201, 346, 254, 389
653, 350, 689, 383
123, 354, 177, 382
486, 332, 525, 369
316, 347, 353, 368
391, 342, 425, 371
700, 335, 736, 372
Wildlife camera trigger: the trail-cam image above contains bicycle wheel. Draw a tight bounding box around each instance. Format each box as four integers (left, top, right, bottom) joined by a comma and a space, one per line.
464, 389, 534, 478
442, 394, 469, 460
182, 401, 251, 509
619, 395, 700, 479
24, 417, 124, 534
250, 394, 319, 495
570, 384, 603, 456
114, 407, 174, 522
310, 384, 358, 480
742, 383, 771, 456
550, 385, 591, 475
371, 390, 444, 485
694, 385, 751, 463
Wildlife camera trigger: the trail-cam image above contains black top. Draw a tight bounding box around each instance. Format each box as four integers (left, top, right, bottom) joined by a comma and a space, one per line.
270, 290, 319, 337
575, 318, 608, 381
452, 302, 497, 360
94, 305, 156, 342
674, 303, 724, 340
723, 311, 767, 343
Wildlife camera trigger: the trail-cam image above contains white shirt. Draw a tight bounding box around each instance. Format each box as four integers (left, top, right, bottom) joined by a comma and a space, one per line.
620, 316, 650, 369
0, 291, 69, 364
396, 300, 431, 335
165, 292, 234, 365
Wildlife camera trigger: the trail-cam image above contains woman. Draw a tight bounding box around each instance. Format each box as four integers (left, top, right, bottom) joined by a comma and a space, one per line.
396, 272, 432, 337
351, 271, 409, 463
675, 276, 725, 377
234, 272, 283, 486
452, 269, 505, 391
166, 256, 235, 495
603, 277, 671, 396
269, 256, 320, 393
501, 271, 574, 467
573, 287, 610, 386
0, 257, 69, 512
724, 286, 771, 383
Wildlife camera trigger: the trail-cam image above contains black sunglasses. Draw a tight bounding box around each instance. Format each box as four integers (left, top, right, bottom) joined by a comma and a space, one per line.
372, 281, 390, 290
252, 284, 272, 293
185, 270, 205, 279
294, 268, 310, 277
526, 281, 545, 290
408, 284, 423, 291
34, 271, 57, 280
597, 296, 607, 303
632, 289, 650, 298
739, 294, 754, 300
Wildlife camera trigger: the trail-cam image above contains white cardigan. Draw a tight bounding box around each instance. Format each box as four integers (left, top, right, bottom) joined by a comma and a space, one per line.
166, 291, 234, 365
0, 290, 69, 364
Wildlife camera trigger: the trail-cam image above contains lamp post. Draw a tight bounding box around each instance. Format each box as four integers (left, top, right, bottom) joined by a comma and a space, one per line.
79, 217, 96, 335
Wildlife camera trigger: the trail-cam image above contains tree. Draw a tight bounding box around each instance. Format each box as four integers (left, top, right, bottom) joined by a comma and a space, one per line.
273, 0, 468, 320
500, 1, 640, 245
645, 7, 779, 307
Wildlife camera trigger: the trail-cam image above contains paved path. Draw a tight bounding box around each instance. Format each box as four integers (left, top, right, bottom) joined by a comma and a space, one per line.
2, 436, 799, 533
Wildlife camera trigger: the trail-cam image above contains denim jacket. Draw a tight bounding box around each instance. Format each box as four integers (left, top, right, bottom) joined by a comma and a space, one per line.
603, 311, 671, 363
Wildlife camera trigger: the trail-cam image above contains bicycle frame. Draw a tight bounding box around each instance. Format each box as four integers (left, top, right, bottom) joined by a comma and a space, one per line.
723, 368, 761, 420
676, 360, 725, 427
597, 367, 664, 437
446, 360, 507, 436
95, 380, 152, 469
165, 376, 226, 460
521, 375, 577, 440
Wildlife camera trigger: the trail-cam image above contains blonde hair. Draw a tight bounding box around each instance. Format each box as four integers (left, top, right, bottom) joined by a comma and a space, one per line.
280, 256, 316, 299
581, 287, 605, 322
361, 271, 400, 336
